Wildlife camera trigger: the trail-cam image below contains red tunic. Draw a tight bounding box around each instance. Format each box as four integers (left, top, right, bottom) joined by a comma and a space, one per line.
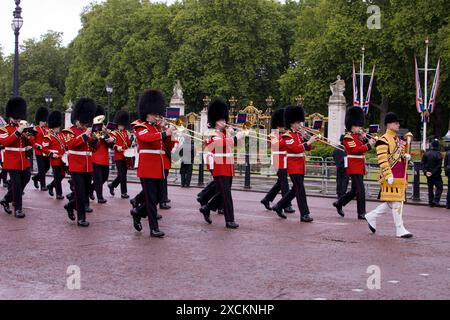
0, 124, 32, 170
283, 131, 311, 175
63, 126, 94, 173
42, 131, 66, 167
111, 130, 131, 161
134, 122, 168, 179
33, 126, 49, 156
92, 139, 110, 166
270, 132, 288, 170
205, 130, 235, 177
343, 133, 370, 175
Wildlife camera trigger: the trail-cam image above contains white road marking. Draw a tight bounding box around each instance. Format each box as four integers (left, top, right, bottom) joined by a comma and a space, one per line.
388, 280, 399, 284
352, 289, 364, 293
419, 273, 430, 277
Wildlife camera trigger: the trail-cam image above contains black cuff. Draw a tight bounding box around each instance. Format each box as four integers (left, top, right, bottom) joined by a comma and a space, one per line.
234, 136, 238, 145
366, 144, 372, 151
48, 152, 54, 158
303, 143, 310, 151
82, 134, 89, 143
15, 131, 21, 138
161, 132, 167, 140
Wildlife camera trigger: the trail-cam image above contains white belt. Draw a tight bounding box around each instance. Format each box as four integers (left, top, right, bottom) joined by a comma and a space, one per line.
49, 149, 59, 154
347, 155, 365, 159
68, 150, 92, 156
272, 151, 287, 155
213, 153, 233, 157
287, 153, 305, 158
5, 147, 26, 152
139, 149, 165, 155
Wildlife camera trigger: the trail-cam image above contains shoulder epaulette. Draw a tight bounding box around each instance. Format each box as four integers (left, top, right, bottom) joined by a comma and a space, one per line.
343, 133, 353, 140
62, 129, 74, 136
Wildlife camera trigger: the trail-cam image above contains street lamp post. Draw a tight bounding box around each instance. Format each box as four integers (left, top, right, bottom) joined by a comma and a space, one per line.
11, 0, 23, 97
106, 83, 113, 122
45, 94, 53, 107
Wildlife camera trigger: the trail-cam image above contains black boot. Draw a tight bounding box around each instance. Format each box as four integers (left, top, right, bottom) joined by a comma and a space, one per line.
150, 229, 165, 238
301, 215, 314, 223
85, 207, 93, 213
77, 220, 90, 227
47, 184, 54, 197
98, 198, 107, 204
272, 206, 287, 219
32, 176, 39, 189
108, 183, 115, 196
121, 193, 130, 199
260, 199, 271, 211
159, 202, 171, 210
130, 209, 142, 232
199, 205, 212, 224
284, 206, 295, 214
226, 221, 239, 229
333, 201, 345, 217
0, 199, 12, 215
56, 195, 65, 200
15, 210, 25, 219
358, 213, 366, 220
64, 204, 75, 221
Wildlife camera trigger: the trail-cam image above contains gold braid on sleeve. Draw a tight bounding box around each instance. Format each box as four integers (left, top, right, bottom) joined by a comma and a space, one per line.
376, 144, 392, 181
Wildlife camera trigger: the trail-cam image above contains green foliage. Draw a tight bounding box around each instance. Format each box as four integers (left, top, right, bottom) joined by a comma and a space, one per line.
308, 143, 334, 158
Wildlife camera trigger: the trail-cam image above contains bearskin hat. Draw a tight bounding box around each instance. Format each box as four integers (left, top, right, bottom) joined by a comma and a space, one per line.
138, 89, 165, 121
35, 106, 49, 123
431, 139, 440, 150
345, 107, 365, 131
114, 110, 130, 127
284, 105, 305, 128
207, 99, 229, 128
384, 112, 399, 125
47, 110, 62, 129
6, 96, 27, 120
73, 97, 97, 125
95, 105, 105, 117
271, 108, 285, 130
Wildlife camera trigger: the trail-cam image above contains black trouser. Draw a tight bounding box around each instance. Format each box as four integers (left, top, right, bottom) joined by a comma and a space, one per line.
197, 180, 217, 206
214, 176, 235, 223
273, 174, 310, 216
263, 169, 292, 206
427, 176, 443, 205
336, 174, 366, 215
446, 176, 450, 207
33, 155, 50, 188
111, 160, 127, 194
0, 160, 8, 183
48, 166, 65, 196
160, 169, 169, 203
180, 163, 193, 187
140, 178, 164, 230
4, 169, 31, 211
93, 164, 109, 200
67, 172, 91, 222
336, 167, 349, 199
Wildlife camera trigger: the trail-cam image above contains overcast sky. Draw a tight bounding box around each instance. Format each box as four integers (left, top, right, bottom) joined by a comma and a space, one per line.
1, 0, 291, 56
0, 0, 174, 55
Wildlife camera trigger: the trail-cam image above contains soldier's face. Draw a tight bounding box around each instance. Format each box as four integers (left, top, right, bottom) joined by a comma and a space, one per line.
118, 125, 125, 130
387, 122, 400, 132
291, 121, 301, 132
216, 120, 226, 130
352, 126, 362, 134
10, 118, 20, 124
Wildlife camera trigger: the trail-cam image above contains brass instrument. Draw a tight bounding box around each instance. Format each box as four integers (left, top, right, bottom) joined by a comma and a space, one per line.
92, 115, 106, 140
301, 126, 345, 152
19, 120, 37, 138
157, 116, 205, 143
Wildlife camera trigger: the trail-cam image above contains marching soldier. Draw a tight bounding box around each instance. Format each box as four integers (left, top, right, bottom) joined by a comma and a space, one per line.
92, 105, 115, 204
31, 106, 50, 191
271, 105, 316, 222
421, 139, 443, 207
109, 110, 131, 199
332, 134, 349, 199
365, 112, 413, 238
260, 108, 295, 214
63, 97, 97, 227
0, 97, 33, 218
41, 110, 66, 200
132, 89, 176, 238
159, 134, 175, 210
200, 99, 246, 229
333, 107, 375, 219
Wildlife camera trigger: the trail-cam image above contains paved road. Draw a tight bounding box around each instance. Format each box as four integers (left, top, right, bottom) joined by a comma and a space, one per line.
0, 182, 449, 300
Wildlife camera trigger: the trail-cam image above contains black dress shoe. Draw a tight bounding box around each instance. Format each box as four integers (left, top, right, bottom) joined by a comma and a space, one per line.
77, 220, 90, 227
121, 194, 130, 199
130, 209, 142, 232
0, 199, 12, 215
32, 176, 39, 189
15, 210, 25, 219
199, 205, 212, 224
284, 206, 295, 214
64, 204, 75, 221
226, 221, 239, 229
47, 185, 54, 197
89, 193, 95, 201
217, 209, 224, 215
85, 207, 93, 213
150, 229, 165, 238
261, 199, 271, 211
358, 214, 366, 220
159, 203, 171, 210
272, 206, 287, 219
56, 195, 65, 200
98, 199, 107, 204
400, 233, 413, 239
333, 201, 345, 217
108, 183, 115, 196
66, 193, 74, 201
368, 223, 376, 234
301, 215, 314, 223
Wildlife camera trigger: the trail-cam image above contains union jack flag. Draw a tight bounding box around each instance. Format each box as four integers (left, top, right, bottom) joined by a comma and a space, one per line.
352, 63, 360, 107
415, 56, 425, 114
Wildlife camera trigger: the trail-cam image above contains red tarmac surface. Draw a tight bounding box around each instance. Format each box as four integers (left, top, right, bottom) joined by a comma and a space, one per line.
0, 182, 449, 300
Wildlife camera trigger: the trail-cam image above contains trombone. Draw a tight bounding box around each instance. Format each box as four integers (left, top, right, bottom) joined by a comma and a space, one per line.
301, 126, 345, 152
157, 116, 205, 143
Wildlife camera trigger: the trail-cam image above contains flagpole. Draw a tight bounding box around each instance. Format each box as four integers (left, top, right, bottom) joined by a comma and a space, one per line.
360, 47, 365, 109
423, 38, 429, 152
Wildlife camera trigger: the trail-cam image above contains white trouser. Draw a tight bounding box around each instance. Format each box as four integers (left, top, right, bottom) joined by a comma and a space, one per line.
365, 202, 411, 237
